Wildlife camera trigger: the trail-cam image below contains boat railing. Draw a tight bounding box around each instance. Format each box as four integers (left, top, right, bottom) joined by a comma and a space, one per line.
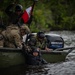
55, 47, 75, 51
55, 46, 75, 54
0, 47, 22, 52
0, 47, 75, 54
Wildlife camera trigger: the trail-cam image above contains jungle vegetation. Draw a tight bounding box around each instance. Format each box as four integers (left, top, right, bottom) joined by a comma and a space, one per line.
0, 0, 75, 32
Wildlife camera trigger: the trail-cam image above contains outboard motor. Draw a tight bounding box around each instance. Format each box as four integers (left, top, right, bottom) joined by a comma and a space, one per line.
45, 34, 64, 49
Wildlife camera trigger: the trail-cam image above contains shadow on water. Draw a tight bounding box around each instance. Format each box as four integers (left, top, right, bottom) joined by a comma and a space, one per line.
1, 62, 75, 75
0, 64, 27, 75
0, 64, 50, 75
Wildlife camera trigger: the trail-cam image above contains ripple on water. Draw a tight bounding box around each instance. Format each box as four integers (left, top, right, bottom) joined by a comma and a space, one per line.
66, 50, 75, 61
46, 61, 75, 75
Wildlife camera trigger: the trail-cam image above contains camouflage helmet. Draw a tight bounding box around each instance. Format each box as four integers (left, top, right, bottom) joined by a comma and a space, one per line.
37, 31, 45, 39
15, 4, 23, 12
27, 37, 36, 46
20, 25, 30, 34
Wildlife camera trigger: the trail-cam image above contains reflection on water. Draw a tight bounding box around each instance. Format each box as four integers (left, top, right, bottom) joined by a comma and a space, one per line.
0, 65, 50, 75
1, 62, 75, 75
0, 31, 75, 75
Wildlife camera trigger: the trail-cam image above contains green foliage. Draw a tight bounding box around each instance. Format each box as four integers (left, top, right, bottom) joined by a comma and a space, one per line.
0, 0, 75, 31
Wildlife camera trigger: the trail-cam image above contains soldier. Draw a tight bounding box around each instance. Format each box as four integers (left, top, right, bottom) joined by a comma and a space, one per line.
3, 3, 31, 48
5, 3, 23, 25
20, 24, 31, 43
2, 24, 22, 48
25, 47, 43, 65
2, 4, 23, 48
5, 3, 30, 29
22, 35, 47, 65
2, 23, 31, 48
25, 35, 37, 51
36, 31, 51, 51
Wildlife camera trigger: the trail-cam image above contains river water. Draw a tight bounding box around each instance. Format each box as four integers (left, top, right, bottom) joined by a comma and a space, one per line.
0, 31, 75, 75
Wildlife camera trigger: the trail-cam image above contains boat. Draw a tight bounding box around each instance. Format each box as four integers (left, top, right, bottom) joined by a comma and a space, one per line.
0, 47, 75, 68
32, 33, 64, 49
0, 33, 74, 68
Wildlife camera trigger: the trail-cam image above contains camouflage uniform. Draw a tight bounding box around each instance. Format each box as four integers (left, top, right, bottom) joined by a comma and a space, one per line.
20, 24, 30, 35
4, 4, 31, 48
5, 3, 23, 25
36, 37, 48, 50
2, 24, 22, 48
20, 24, 31, 43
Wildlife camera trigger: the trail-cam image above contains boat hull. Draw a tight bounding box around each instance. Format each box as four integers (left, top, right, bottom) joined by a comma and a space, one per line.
0, 48, 68, 68
0, 52, 25, 68
42, 51, 67, 63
